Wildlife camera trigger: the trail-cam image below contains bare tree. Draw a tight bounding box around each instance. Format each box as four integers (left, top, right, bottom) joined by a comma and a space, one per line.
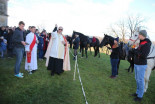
109, 14, 146, 42
127, 14, 146, 37
37, 24, 45, 32
110, 19, 127, 42
117, 19, 127, 42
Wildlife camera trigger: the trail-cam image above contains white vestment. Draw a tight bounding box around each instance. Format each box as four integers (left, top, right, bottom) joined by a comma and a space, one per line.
50, 31, 65, 59
25, 32, 38, 71
45, 31, 71, 71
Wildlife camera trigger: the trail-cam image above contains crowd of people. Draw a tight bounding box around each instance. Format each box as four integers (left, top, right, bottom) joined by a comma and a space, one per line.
0, 24, 51, 60
0, 21, 71, 78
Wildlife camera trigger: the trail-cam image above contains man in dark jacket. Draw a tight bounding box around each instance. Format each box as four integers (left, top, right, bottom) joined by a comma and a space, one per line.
132, 30, 151, 102
73, 34, 80, 60
38, 34, 44, 60
7, 29, 14, 58
12, 21, 26, 78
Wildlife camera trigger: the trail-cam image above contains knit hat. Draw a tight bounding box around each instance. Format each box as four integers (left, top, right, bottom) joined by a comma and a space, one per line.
115, 37, 119, 42
139, 30, 147, 37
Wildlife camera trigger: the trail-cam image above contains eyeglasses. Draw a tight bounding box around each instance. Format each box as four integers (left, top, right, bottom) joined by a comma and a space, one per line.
59, 29, 63, 31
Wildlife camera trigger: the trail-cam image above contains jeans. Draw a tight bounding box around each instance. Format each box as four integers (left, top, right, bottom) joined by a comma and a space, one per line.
110, 58, 119, 77
134, 64, 147, 98
39, 49, 44, 59
14, 47, 24, 75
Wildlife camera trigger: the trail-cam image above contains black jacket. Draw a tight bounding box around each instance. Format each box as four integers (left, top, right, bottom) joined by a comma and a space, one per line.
110, 47, 119, 59
73, 37, 80, 49
134, 38, 151, 65
7, 32, 14, 49
12, 28, 24, 48
0, 29, 8, 39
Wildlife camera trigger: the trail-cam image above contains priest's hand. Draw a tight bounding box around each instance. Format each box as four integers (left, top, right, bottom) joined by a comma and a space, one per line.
21, 41, 26, 46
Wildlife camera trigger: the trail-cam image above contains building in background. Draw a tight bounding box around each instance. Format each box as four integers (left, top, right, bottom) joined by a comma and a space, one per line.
0, 0, 8, 27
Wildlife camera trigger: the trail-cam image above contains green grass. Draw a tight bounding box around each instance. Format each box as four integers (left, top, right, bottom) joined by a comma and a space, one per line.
0, 50, 155, 104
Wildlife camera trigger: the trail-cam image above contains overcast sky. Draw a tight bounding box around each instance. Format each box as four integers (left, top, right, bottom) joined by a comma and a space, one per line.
8, 0, 155, 41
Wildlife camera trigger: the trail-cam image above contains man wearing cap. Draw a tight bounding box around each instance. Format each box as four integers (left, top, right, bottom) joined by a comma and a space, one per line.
132, 30, 151, 102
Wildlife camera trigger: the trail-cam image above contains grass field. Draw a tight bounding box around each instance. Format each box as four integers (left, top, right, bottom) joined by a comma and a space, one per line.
0, 50, 155, 104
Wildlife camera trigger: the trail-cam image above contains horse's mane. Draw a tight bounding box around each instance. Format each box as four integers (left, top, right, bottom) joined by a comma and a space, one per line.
105, 35, 115, 40
73, 31, 86, 37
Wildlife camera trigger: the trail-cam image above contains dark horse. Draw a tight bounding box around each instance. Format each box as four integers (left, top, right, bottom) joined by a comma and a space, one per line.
119, 42, 134, 72
72, 31, 89, 58
100, 34, 134, 74
72, 31, 100, 58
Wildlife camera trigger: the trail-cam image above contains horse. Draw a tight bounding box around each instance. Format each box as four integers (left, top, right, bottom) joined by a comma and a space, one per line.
99, 34, 134, 74
119, 42, 135, 73
72, 31, 89, 58
128, 29, 155, 92
88, 37, 100, 57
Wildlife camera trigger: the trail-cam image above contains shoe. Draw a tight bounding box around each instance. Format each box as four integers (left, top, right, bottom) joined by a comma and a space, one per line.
32, 70, 36, 73
110, 76, 116, 79
110, 75, 113, 78
131, 93, 137, 97
134, 97, 142, 102
19, 73, 24, 76
15, 74, 24, 78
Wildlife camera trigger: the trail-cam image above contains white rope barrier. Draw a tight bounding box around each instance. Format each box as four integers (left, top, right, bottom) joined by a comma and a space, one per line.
69, 48, 88, 104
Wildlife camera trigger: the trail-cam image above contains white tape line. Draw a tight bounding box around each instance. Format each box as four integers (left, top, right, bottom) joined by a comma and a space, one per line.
69, 48, 75, 57
76, 61, 88, 104
69, 50, 89, 104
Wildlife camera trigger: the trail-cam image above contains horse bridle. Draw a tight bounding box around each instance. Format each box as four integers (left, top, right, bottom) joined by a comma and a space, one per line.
128, 37, 139, 48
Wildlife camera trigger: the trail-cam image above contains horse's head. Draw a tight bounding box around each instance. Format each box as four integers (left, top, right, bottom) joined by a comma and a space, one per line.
128, 28, 140, 48
65, 35, 71, 42
100, 34, 114, 47
72, 31, 76, 39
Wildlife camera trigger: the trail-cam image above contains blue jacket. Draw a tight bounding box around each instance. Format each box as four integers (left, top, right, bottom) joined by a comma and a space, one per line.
38, 35, 44, 50
73, 37, 80, 49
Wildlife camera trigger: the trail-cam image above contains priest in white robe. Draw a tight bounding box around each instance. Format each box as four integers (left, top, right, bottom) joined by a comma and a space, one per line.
25, 26, 38, 74
45, 26, 71, 76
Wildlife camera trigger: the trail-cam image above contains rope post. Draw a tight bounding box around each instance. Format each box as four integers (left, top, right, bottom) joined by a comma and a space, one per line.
73, 55, 77, 80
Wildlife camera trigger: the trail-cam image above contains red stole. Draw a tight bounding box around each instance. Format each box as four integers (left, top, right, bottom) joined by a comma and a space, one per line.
27, 34, 36, 63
